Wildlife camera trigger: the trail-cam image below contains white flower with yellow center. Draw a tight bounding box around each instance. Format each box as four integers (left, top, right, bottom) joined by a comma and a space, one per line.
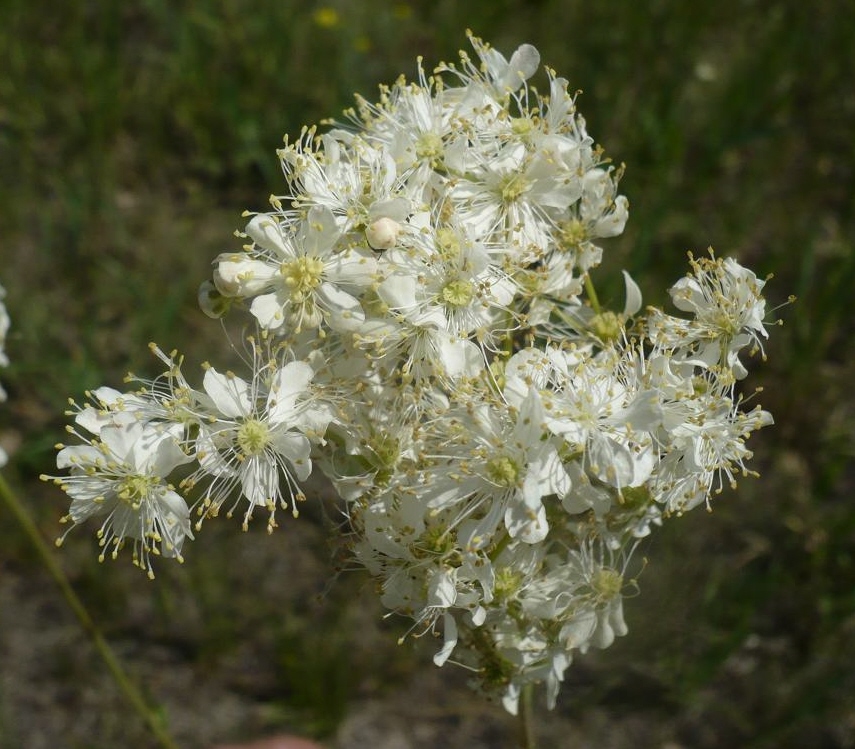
215, 205, 376, 336
449, 140, 582, 264
352, 57, 455, 178
47, 415, 193, 578
189, 358, 327, 529
365, 224, 516, 377
278, 131, 416, 238
420, 387, 571, 545
648, 253, 769, 379
506, 345, 658, 490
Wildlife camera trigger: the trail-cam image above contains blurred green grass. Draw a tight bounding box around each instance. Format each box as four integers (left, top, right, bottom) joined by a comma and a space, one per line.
1, 0, 854, 747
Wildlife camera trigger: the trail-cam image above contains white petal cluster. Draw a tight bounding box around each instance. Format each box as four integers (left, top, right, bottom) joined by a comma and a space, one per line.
49, 34, 778, 712
44, 339, 332, 576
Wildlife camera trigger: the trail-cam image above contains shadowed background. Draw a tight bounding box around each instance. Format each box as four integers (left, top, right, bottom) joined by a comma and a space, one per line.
1, 1, 854, 747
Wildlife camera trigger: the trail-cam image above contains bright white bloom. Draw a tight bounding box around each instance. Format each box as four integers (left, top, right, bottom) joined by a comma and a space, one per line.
214, 206, 376, 336
277, 130, 417, 238
648, 252, 769, 379
462, 35, 541, 97
650, 385, 773, 514
361, 223, 516, 380
49, 33, 778, 715
389, 224, 516, 337
46, 414, 193, 577
417, 387, 571, 546
352, 57, 455, 180
506, 344, 659, 490
448, 139, 583, 263
185, 357, 329, 530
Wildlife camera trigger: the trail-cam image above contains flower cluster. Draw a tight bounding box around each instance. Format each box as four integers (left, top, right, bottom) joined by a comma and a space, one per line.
48, 34, 775, 711
43, 340, 331, 578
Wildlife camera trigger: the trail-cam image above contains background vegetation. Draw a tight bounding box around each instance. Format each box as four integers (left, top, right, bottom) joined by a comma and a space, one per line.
1, 0, 853, 747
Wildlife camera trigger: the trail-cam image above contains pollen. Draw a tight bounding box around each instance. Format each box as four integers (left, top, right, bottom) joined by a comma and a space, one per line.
486, 455, 520, 487
237, 418, 271, 456
591, 567, 623, 601
499, 173, 530, 203
510, 117, 535, 137
117, 475, 154, 509
590, 311, 622, 342
558, 218, 588, 250
415, 132, 444, 161
281, 256, 324, 301
441, 278, 475, 308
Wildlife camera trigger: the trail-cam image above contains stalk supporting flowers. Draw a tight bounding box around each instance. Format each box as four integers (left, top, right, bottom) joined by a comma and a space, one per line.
0, 284, 178, 749
0, 474, 180, 749
46, 32, 777, 728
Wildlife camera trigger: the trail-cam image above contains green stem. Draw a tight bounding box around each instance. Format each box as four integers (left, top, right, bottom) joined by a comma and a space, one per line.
0, 472, 180, 749
518, 682, 537, 749
488, 531, 512, 563
584, 273, 602, 315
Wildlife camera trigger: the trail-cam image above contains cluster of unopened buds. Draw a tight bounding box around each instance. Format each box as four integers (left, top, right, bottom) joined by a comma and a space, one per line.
45, 33, 775, 713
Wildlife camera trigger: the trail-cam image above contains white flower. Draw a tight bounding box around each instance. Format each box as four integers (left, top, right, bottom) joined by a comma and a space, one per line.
439, 34, 540, 100
420, 387, 571, 545
651, 385, 773, 514
47, 415, 193, 577
352, 57, 455, 179
277, 131, 416, 236
506, 345, 658, 490
648, 252, 769, 379
449, 140, 582, 264
186, 358, 328, 529
215, 206, 376, 336
44, 32, 778, 715
359, 222, 516, 380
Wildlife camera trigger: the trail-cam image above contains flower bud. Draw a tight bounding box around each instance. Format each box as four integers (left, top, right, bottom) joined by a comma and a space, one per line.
198, 280, 231, 318
366, 217, 402, 251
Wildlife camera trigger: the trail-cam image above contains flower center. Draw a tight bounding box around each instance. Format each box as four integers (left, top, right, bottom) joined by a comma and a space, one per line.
590, 310, 622, 342
486, 455, 520, 487
237, 418, 271, 456
493, 567, 523, 601
710, 305, 739, 338
281, 256, 324, 301
441, 279, 475, 308
117, 475, 155, 509
510, 117, 536, 138
417, 524, 456, 558
591, 567, 623, 601
368, 432, 400, 485
371, 432, 399, 467
558, 218, 588, 250
499, 174, 530, 203
415, 132, 444, 161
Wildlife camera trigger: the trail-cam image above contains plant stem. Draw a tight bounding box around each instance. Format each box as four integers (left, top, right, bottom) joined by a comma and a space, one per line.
0, 472, 181, 749
518, 682, 537, 749
584, 273, 602, 315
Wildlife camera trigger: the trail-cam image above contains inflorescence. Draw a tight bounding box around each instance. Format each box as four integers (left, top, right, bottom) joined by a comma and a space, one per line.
45, 33, 776, 713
